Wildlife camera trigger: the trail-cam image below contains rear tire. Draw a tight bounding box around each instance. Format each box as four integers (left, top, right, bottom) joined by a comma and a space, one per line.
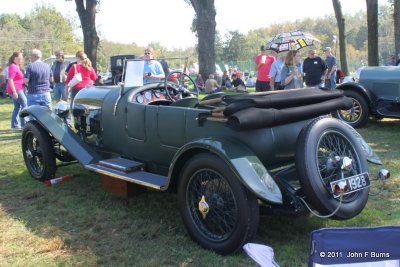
178, 153, 259, 255
296, 118, 369, 220
21, 121, 57, 181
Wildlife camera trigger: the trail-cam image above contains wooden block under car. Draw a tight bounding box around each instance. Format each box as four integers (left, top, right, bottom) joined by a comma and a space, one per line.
100, 174, 146, 198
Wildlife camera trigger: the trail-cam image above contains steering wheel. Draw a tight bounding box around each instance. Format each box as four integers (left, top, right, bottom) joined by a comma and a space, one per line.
164, 70, 200, 101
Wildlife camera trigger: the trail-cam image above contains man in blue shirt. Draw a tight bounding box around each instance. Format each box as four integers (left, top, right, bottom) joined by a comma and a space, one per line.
323, 47, 337, 90
143, 47, 165, 83
269, 55, 286, 90
24, 49, 52, 110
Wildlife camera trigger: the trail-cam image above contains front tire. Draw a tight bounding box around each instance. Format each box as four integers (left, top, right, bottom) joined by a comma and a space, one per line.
21, 121, 57, 181
178, 153, 259, 255
296, 118, 369, 220
332, 90, 369, 128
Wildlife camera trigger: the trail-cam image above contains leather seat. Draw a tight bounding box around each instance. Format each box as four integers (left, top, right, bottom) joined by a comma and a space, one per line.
170, 96, 199, 108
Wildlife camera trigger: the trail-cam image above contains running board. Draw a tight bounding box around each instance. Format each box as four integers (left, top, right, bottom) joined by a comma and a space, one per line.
376, 101, 400, 117
85, 163, 168, 190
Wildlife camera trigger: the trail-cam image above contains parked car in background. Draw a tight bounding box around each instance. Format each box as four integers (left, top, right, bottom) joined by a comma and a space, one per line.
110, 54, 138, 85
333, 66, 400, 128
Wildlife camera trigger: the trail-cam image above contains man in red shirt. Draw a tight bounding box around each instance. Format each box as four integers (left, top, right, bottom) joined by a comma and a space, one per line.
255, 45, 276, 92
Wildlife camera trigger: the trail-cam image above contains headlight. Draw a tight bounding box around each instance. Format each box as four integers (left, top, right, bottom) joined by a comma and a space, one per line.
54, 100, 70, 119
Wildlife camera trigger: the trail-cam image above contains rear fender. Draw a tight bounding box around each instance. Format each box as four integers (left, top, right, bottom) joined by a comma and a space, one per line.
20, 106, 101, 165
336, 83, 373, 106
168, 138, 283, 204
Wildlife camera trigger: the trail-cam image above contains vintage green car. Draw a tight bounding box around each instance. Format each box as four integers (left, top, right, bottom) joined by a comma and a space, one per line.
20, 59, 387, 255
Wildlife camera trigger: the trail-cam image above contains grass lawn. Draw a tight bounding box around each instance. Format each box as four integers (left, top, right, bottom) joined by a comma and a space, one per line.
0, 96, 399, 267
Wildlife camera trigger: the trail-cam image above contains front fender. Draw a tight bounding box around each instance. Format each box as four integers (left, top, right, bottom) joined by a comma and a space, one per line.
340, 120, 382, 165
336, 83, 373, 106
168, 137, 283, 204
20, 106, 101, 165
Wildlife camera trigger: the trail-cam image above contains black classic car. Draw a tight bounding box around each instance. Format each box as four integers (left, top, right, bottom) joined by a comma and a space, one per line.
110, 54, 138, 85
333, 66, 400, 127
20, 59, 387, 255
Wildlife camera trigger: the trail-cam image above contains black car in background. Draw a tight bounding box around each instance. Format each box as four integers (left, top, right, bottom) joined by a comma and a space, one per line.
109, 54, 138, 85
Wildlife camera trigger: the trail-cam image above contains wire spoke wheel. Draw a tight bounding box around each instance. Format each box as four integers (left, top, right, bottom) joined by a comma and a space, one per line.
24, 132, 45, 175
316, 131, 362, 202
187, 169, 238, 241
178, 153, 259, 254
21, 121, 56, 181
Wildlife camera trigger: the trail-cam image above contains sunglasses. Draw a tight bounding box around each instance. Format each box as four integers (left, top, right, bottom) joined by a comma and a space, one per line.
144, 52, 151, 55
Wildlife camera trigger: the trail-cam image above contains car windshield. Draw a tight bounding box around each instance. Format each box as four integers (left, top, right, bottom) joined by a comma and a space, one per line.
123, 57, 190, 87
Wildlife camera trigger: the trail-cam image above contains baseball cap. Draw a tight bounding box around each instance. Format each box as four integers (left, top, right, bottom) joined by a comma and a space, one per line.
323, 47, 332, 52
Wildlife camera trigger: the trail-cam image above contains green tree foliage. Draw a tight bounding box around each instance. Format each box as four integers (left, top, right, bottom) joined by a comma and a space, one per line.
0, 14, 27, 65
218, 3, 393, 73
0, 5, 79, 66
1, 2, 395, 74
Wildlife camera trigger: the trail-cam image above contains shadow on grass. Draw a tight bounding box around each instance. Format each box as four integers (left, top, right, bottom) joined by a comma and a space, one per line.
0, 167, 255, 266
0, 166, 328, 266
0, 129, 23, 142
0, 117, 398, 266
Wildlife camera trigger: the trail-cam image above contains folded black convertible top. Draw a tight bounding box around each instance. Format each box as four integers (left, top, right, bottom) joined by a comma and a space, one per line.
199, 88, 353, 131
227, 97, 353, 131
223, 88, 344, 116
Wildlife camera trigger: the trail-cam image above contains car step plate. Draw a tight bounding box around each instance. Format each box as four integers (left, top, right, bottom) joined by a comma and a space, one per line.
99, 157, 145, 173
330, 172, 370, 198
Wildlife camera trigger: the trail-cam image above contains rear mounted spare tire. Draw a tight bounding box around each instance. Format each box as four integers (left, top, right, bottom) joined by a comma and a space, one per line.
296, 117, 369, 220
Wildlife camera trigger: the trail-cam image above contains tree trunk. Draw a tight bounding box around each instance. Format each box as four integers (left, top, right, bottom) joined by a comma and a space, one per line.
75, 0, 99, 71
366, 0, 379, 66
190, 0, 216, 79
394, 0, 400, 62
332, 0, 349, 76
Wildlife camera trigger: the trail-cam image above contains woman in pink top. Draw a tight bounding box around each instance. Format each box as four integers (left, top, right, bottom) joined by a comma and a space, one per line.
6, 52, 27, 129
65, 50, 97, 103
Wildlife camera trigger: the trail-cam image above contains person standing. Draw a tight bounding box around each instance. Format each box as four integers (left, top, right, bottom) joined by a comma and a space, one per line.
254, 45, 276, 92
269, 55, 286, 90
323, 47, 337, 90
65, 50, 97, 104
24, 49, 52, 110
50, 50, 70, 102
280, 50, 303, 90
143, 47, 165, 83
302, 49, 328, 88
6, 52, 27, 129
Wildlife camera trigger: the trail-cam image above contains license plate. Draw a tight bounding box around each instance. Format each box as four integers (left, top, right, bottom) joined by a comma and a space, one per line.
330, 172, 370, 198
